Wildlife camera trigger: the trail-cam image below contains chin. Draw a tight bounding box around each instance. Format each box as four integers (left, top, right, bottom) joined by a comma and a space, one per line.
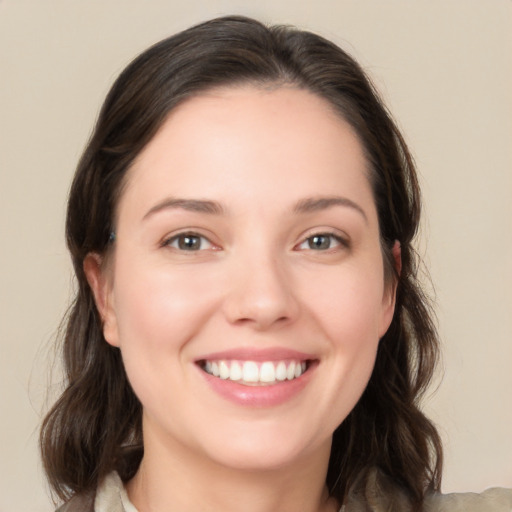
194, 420, 330, 473
206, 445, 310, 473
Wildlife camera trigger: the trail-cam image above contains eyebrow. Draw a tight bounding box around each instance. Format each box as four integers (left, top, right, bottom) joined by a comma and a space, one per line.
293, 196, 368, 223
142, 195, 367, 222
143, 198, 225, 220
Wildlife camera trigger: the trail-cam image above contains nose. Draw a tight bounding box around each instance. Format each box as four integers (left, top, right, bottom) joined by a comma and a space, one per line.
222, 253, 300, 330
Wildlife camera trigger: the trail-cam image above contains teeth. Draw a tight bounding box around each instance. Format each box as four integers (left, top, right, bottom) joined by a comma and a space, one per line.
260, 362, 275, 383
242, 361, 259, 382
202, 359, 308, 384
275, 361, 287, 381
286, 362, 295, 380
219, 361, 230, 380
230, 361, 242, 381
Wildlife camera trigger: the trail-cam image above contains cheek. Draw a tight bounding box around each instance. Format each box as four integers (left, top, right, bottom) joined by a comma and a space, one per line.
112, 256, 219, 350
304, 261, 387, 341
110, 259, 221, 413
299, 263, 385, 413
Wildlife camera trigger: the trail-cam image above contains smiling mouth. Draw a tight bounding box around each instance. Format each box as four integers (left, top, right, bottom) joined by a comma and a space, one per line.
198, 359, 312, 386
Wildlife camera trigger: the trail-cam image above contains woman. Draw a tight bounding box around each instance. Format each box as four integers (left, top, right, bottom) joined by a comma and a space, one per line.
40, 15, 511, 512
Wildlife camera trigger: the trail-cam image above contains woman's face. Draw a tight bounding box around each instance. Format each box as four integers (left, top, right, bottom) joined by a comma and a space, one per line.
87, 85, 396, 472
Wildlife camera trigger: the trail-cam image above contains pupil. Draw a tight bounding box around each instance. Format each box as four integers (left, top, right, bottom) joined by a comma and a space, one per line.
179, 235, 200, 250
309, 235, 330, 250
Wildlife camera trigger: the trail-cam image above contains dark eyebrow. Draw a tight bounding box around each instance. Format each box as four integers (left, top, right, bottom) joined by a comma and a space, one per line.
293, 196, 368, 223
143, 197, 225, 220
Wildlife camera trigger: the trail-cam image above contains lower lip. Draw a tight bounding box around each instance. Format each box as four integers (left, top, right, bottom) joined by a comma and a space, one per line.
198, 364, 316, 407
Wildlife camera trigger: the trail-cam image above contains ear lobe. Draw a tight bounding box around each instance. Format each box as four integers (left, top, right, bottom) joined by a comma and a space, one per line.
392, 240, 402, 277
83, 253, 120, 347
379, 240, 401, 337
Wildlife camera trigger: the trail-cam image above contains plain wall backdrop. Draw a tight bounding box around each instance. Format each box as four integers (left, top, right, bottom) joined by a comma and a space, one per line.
0, 1, 511, 510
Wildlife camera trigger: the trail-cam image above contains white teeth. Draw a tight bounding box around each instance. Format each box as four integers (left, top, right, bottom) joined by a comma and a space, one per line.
242, 361, 259, 382
202, 359, 308, 384
230, 361, 242, 381
260, 362, 275, 383
286, 361, 296, 380
275, 361, 287, 381
219, 361, 230, 380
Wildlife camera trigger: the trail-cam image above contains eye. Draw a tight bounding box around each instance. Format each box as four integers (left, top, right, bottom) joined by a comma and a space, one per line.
297, 233, 346, 251
163, 232, 214, 251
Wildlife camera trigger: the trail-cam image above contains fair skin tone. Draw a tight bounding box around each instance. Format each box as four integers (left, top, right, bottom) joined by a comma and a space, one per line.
85, 85, 398, 512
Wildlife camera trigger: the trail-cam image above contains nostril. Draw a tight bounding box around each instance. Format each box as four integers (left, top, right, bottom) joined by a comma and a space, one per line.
222, 268, 300, 329
232, 314, 293, 330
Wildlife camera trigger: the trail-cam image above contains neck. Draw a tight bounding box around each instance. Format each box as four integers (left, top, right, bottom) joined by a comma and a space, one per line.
127, 421, 339, 512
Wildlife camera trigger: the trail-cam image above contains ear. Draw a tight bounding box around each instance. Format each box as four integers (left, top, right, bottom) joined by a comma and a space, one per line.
83, 253, 120, 347
379, 240, 401, 337
392, 240, 402, 277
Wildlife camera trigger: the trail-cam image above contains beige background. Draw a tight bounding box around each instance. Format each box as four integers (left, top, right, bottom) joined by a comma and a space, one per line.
1, 1, 511, 510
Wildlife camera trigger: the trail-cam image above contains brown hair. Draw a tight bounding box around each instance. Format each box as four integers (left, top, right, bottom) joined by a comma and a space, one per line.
41, 15, 442, 509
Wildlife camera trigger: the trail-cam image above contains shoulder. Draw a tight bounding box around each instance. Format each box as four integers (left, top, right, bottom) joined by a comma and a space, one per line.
344, 488, 512, 512
424, 487, 512, 512
344, 468, 512, 512
55, 490, 95, 512
55, 472, 133, 512
55, 472, 137, 512
54, 472, 135, 512
94, 472, 137, 512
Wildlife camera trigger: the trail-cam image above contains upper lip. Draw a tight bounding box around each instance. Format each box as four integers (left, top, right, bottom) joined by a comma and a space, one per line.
195, 347, 316, 363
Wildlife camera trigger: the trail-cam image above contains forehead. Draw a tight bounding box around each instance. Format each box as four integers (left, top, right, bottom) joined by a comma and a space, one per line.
119, 85, 375, 222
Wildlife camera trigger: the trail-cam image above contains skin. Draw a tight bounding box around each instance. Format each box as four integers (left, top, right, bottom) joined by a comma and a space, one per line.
85, 85, 398, 512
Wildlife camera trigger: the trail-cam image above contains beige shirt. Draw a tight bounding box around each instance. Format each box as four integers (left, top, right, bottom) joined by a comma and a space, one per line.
59, 471, 512, 512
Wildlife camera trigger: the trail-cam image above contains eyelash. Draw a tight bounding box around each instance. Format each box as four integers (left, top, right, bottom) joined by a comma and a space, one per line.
295, 232, 348, 252
161, 231, 348, 253
162, 232, 216, 252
